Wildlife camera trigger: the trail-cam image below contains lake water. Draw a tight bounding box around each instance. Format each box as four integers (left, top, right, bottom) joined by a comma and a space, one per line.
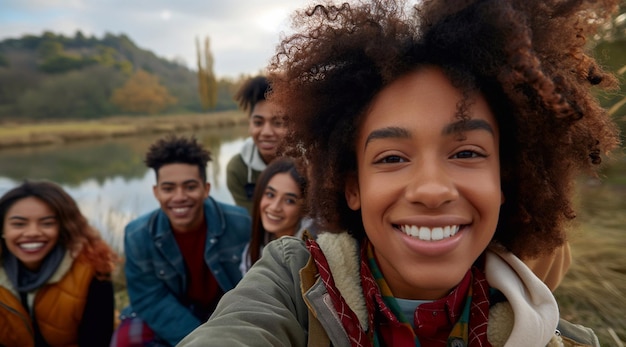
0, 125, 249, 254
0, 125, 624, 259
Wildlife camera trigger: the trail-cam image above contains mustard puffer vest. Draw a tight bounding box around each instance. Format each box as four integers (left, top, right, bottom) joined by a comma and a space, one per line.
0, 252, 95, 347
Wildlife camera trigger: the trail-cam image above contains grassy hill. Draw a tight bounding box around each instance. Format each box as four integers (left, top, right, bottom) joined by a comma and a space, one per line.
0, 31, 241, 120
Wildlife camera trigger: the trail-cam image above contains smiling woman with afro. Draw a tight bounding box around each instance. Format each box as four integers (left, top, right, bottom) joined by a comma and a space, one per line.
179, 1, 621, 346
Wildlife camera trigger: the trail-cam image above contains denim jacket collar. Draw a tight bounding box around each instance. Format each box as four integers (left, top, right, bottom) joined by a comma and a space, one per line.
149, 197, 226, 278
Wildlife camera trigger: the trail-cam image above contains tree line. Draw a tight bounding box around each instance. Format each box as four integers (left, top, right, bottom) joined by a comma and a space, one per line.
0, 15, 624, 127
0, 31, 249, 120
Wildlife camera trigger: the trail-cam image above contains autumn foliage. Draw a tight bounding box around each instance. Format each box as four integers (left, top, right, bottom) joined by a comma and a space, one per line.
110, 69, 177, 114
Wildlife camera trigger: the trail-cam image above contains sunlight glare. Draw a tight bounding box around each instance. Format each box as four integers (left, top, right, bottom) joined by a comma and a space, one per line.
255, 7, 290, 33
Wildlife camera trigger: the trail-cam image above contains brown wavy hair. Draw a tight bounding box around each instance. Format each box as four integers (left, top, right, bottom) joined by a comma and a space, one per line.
247, 157, 308, 267
268, 0, 621, 258
0, 180, 117, 278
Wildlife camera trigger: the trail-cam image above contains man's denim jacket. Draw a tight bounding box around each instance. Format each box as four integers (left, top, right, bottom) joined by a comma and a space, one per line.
120, 197, 250, 346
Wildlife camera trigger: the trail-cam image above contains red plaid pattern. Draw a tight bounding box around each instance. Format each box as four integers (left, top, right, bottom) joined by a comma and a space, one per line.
306, 238, 372, 347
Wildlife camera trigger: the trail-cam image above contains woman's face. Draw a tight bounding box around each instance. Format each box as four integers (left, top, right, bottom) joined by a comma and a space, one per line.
260, 172, 303, 239
3, 196, 60, 271
345, 67, 502, 300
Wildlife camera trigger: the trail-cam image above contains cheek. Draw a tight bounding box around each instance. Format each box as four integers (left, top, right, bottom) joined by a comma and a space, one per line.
285, 206, 302, 223
249, 124, 261, 137
48, 227, 61, 241
5, 242, 18, 255
2, 225, 19, 241
259, 198, 270, 211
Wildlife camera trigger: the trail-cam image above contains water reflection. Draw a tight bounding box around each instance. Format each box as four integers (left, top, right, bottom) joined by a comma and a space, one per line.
0, 126, 249, 254
1, 128, 624, 260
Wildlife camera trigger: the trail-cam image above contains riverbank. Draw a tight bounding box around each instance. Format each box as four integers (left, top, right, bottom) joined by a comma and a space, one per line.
0, 111, 248, 149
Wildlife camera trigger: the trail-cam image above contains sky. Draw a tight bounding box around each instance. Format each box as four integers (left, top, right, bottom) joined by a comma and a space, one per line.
0, 0, 314, 78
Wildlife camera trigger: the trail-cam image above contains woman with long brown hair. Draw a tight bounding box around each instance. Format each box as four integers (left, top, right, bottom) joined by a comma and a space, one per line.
0, 180, 117, 346
240, 157, 308, 274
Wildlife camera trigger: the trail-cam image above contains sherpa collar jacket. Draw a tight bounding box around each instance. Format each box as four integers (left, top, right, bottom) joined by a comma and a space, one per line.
0, 252, 96, 347
178, 232, 599, 347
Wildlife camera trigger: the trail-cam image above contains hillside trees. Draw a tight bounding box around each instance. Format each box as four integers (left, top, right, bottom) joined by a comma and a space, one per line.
111, 69, 177, 114
0, 31, 246, 119
18, 65, 125, 119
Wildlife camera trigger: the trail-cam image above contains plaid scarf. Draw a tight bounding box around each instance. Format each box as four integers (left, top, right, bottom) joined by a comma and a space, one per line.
306, 237, 492, 347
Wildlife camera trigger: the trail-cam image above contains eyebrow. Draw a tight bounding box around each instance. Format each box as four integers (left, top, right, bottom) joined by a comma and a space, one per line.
8, 215, 56, 221
443, 119, 494, 136
159, 179, 201, 186
8, 216, 27, 221
365, 126, 411, 147
364, 119, 494, 149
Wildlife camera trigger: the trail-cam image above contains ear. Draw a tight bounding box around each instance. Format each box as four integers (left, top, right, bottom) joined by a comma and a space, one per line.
345, 173, 361, 211
204, 182, 211, 198
152, 185, 158, 199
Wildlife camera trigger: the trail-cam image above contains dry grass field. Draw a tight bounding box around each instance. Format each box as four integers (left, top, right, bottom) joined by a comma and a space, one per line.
554, 166, 626, 347
555, 224, 626, 346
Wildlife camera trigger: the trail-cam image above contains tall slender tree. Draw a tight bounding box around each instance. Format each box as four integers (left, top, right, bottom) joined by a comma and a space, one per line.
196, 36, 217, 110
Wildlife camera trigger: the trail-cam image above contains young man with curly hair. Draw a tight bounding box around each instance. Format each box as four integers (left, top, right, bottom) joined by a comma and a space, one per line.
226, 76, 288, 214
111, 135, 250, 346
180, 0, 620, 346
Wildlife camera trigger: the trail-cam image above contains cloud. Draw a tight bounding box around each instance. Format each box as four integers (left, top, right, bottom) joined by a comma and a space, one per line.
0, 0, 313, 78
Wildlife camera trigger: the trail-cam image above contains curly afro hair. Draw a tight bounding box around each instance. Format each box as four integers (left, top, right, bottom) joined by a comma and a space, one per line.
145, 135, 212, 182
234, 75, 271, 115
268, 0, 621, 258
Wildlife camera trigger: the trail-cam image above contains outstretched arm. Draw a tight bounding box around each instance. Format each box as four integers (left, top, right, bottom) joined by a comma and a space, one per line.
178, 237, 310, 346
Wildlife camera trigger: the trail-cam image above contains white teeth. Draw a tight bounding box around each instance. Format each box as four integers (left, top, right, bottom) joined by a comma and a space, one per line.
431, 227, 444, 241
20, 242, 45, 250
400, 225, 460, 241
266, 213, 282, 221
419, 227, 430, 241
172, 207, 189, 214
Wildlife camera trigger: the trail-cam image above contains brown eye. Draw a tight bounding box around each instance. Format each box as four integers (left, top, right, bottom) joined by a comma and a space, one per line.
452, 150, 485, 159
377, 155, 405, 164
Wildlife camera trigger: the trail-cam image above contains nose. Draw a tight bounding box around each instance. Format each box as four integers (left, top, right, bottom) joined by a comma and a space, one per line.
23, 223, 43, 236
260, 122, 275, 137
172, 187, 187, 201
404, 160, 458, 209
268, 198, 282, 212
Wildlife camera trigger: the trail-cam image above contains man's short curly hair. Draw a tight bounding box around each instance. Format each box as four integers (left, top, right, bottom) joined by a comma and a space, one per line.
269, 0, 621, 258
235, 75, 270, 116
145, 135, 212, 182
